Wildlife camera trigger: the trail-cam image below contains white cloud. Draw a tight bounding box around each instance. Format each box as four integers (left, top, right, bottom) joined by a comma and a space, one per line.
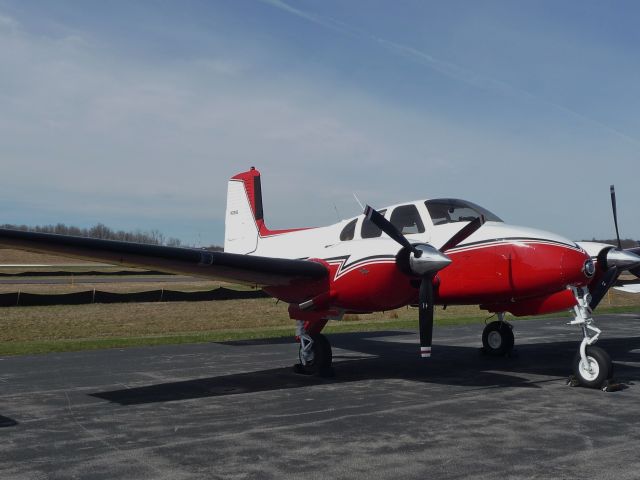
0, 12, 19, 30
1, 12, 459, 229
1, 8, 638, 244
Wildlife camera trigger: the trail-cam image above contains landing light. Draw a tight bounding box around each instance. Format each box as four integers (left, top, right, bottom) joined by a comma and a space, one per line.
583, 259, 595, 278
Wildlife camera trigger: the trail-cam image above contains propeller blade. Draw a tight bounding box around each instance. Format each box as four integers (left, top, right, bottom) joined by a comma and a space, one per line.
439, 215, 485, 252
610, 185, 622, 249
363, 205, 415, 253
589, 266, 619, 310
418, 275, 435, 358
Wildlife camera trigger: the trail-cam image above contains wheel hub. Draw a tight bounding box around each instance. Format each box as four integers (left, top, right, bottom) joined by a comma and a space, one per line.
299, 334, 315, 365
487, 330, 503, 350
579, 356, 600, 382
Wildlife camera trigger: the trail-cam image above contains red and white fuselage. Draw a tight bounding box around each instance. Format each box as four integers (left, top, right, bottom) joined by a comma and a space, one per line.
225, 168, 596, 324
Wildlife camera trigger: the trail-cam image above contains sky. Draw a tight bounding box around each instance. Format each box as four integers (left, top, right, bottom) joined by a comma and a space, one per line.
1, 0, 639, 246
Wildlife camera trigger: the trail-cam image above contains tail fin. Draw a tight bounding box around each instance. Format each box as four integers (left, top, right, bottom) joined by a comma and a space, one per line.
224, 167, 263, 254
225, 167, 312, 253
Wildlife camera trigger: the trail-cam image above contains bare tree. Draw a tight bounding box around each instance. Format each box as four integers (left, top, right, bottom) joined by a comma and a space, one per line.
1, 223, 226, 249
166, 237, 182, 247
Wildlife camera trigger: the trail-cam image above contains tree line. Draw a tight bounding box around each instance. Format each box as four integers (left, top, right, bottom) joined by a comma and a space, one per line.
1, 223, 223, 251
4, 223, 633, 251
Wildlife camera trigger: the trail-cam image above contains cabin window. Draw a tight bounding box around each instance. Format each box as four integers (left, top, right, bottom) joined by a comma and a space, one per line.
339, 219, 357, 241
361, 209, 386, 238
390, 204, 425, 235
425, 199, 502, 225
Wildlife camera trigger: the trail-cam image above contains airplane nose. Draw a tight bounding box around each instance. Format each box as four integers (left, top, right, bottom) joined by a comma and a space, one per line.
561, 248, 594, 286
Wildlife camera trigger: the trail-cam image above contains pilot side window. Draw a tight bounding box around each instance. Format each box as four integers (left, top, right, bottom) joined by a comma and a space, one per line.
425, 199, 502, 225
390, 204, 425, 235
361, 209, 386, 238
339, 219, 357, 241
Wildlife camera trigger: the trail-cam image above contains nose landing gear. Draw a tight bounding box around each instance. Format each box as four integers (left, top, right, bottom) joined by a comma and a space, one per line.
569, 287, 613, 389
572, 346, 612, 389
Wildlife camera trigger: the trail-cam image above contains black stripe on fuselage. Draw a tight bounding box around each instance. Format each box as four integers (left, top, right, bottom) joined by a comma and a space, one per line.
447, 236, 580, 252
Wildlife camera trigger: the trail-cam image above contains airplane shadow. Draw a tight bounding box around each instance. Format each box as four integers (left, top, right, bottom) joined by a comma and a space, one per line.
0, 415, 18, 428
91, 331, 640, 406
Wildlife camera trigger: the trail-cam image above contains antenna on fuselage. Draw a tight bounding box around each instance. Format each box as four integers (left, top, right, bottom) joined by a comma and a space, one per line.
333, 204, 341, 221
352, 193, 364, 211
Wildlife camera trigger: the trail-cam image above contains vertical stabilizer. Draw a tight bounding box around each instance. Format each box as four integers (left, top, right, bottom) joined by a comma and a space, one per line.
224, 168, 262, 254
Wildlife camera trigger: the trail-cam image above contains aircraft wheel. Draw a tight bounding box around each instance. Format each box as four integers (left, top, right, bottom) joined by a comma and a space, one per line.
573, 346, 612, 389
298, 333, 333, 377
482, 321, 514, 356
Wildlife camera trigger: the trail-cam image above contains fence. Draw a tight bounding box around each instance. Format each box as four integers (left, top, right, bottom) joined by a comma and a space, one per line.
0, 270, 168, 277
0, 287, 268, 307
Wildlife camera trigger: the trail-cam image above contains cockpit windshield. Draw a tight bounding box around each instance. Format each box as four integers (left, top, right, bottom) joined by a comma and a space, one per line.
425, 199, 502, 225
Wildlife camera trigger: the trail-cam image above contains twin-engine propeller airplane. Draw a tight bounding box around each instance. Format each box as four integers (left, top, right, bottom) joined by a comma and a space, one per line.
1, 168, 640, 389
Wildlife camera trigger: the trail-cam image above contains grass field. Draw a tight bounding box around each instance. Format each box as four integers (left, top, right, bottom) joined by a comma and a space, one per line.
0, 248, 110, 266
2, 292, 639, 356
1, 248, 639, 356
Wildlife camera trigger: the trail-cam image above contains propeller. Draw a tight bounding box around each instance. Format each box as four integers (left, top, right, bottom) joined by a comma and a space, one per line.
589, 185, 640, 308
364, 206, 416, 254
610, 185, 622, 249
589, 265, 618, 310
418, 274, 435, 358
364, 205, 485, 357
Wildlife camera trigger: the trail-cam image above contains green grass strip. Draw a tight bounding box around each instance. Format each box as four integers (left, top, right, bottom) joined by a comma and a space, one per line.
1, 305, 638, 356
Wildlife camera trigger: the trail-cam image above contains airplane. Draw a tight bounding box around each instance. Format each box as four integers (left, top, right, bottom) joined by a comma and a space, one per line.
1, 168, 639, 389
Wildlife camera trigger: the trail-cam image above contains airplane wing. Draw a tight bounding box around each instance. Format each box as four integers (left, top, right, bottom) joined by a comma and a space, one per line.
614, 284, 640, 294
0, 228, 327, 287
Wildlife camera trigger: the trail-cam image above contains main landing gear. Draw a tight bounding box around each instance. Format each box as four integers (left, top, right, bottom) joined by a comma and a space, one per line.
569, 287, 613, 389
293, 321, 334, 377
482, 313, 515, 356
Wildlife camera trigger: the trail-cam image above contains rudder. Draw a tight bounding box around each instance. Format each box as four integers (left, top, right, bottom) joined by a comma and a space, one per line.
224, 167, 263, 254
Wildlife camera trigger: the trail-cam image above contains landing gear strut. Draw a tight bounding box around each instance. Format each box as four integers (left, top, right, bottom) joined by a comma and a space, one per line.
482, 313, 515, 356
293, 321, 333, 377
569, 287, 613, 389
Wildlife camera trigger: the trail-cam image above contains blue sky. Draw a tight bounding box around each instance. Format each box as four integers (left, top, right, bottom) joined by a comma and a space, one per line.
1, 0, 639, 245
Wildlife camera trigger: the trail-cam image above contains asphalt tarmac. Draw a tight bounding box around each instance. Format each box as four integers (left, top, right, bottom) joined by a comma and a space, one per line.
2, 314, 640, 480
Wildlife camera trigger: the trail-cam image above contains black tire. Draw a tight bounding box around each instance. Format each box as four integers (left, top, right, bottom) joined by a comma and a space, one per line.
482, 321, 515, 356
298, 333, 333, 376
573, 345, 612, 389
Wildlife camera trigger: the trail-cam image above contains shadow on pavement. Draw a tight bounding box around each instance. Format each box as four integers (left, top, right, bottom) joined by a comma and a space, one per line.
91, 331, 640, 405
0, 415, 18, 428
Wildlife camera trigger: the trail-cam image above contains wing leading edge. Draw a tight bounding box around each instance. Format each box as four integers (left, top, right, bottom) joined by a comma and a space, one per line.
0, 228, 327, 287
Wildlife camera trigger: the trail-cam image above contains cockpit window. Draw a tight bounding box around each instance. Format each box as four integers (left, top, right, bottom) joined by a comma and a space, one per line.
361, 209, 386, 238
339, 218, 357, 241
425, 199, 502, 225
390, 204, 425, 235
